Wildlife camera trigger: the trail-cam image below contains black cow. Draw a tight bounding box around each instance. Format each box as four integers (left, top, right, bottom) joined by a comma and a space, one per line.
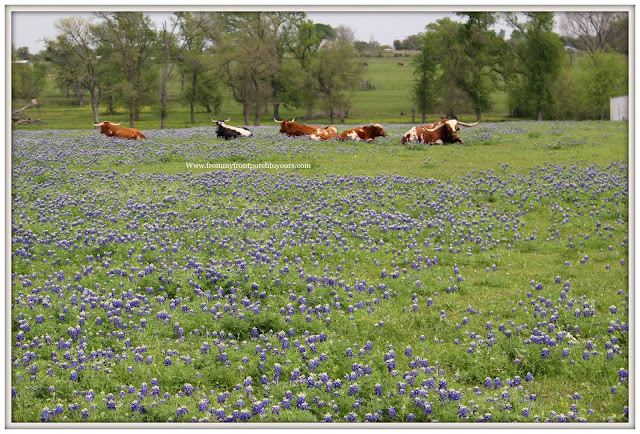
210, 117, 252, 139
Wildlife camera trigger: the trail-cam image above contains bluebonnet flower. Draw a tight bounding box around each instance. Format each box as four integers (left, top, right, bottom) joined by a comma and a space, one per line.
41, 407, 51, 422
619, 368, 629, 383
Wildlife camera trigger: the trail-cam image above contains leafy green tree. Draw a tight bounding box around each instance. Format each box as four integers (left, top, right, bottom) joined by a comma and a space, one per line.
194, 68, 224, 117
422, 18, 467, 115
158, 13, 187, 128
411, 32, 439, 123
306, 26, 363, 123
94, 12, 158, 126
44, 17, 105, 121
280, 18, 333, 118
207, 12, 291, 125
575, 50, 628, 119
15, 46, 32, 61
12, 61, 48, 101
455, 12, 515, 121
394, 35, 421, 50
177, 12, 215, 124
44, 33, 86, 105
505, 12, 566, 121
559, 12, 628, 119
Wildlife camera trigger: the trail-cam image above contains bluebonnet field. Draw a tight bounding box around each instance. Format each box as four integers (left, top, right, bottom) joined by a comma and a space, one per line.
11, 122, 629, 423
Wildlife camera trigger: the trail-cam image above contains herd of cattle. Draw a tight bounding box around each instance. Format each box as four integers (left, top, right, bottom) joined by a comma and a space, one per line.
92, 116, 481, 145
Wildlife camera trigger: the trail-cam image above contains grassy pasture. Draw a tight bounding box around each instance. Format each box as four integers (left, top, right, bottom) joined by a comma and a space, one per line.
10, 118, 629, 424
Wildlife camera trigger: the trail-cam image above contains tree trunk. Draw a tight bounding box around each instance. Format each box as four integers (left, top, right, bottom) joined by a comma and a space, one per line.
160, 23, 175, 130
160, 86, 167, 129
537, 109, 543, 121
75, 85, 85, 107
273, 103, 280, 120
253, 80, 261, 126
129, 99, 135, 128
107, 95, 115, 116
90, 87, 101, 124
329, 107, 334, 124
475, 107, 482, 122
306, 107, 312, 120
243, 102, 249, 126
190, 72, 197, 124
412, 108, 416, 123
160, 40, 169, 128
421, 111, 426, 123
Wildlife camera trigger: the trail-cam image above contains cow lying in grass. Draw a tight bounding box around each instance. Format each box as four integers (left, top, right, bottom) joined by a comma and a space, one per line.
401, 118, 479, 145
338, 124, 387, 142
274, 118, 338, 140
92, 121, 146, 140
210, 117, 252, 139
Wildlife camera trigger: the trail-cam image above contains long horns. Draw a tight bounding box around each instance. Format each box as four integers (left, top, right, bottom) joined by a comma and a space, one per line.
457, 120, 480, 127
423, 122, 446, 132
91, 121, 121, 126
210, 117, 231, 123
273, 117, 295, 124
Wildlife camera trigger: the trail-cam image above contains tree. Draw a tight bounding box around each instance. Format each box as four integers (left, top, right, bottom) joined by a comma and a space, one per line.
94, 12, 158, 127
560, 12, 628, 53
206, 12, 291, 125
505, 12, 566, 121
15, 46, 32, 61
393, 35, 421, 50
44, 34, 86, 105
306, 26, 363, 123
194, 67, 224, 117
44, 16, 105, 122
421, 18, 467, 115
559, 11, 629, 120
12, 62, 48, 101
158, 13, 186, 128
575, 50, 628, 119
454, 12, 515, 121
411, 32, 439, 122
177, 13, 215, 124
354, 39, 380, 56
280, 18, 334, 118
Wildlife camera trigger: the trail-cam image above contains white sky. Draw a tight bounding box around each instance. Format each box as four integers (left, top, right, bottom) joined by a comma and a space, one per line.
9, 8, 521, 54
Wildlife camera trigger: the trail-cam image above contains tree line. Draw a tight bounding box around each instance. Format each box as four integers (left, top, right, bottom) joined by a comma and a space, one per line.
12, 11, 628, 127
412, 11, 628, 122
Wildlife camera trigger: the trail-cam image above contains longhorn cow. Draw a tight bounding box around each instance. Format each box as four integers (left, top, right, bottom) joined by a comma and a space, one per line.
92, 121, 146, 140
401, 118, 479, 145
274, 118, 338, 141
210, 117, 252, 139
338, 124, 387, 142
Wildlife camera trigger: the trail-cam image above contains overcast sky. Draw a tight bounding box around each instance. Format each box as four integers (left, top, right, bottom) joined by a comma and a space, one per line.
10, 9, 521, 54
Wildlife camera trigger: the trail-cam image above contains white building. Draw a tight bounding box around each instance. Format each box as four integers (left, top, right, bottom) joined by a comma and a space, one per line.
610, 95, 628, 121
